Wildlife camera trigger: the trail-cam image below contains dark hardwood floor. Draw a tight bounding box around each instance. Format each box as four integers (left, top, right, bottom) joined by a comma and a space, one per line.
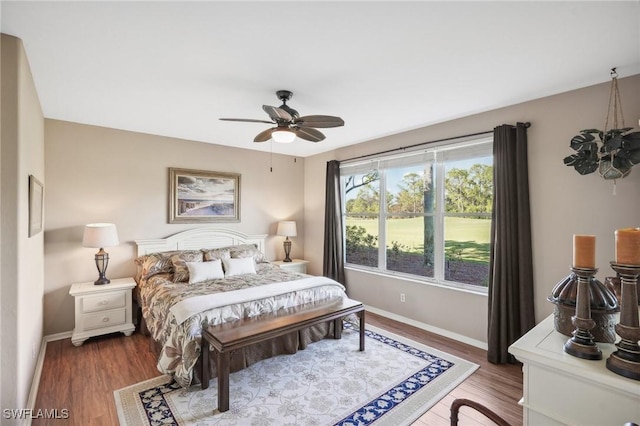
34, 312, 522, 425
369, 314, 523, 426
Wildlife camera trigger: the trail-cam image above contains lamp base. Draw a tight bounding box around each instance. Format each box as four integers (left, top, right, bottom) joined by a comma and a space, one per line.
283, 238, 292, 262
94, 275, 110, 285
94, 250, 111, 285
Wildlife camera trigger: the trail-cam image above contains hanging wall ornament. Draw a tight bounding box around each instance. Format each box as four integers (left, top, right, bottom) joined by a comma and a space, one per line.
563, 68, 640, 181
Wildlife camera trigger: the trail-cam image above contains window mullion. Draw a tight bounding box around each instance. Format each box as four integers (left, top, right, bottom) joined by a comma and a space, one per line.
378, 169, 387, 270
433, 153, 445, 280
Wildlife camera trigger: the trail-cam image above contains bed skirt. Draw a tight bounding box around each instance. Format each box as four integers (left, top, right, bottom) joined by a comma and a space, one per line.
143, 319, 333, 387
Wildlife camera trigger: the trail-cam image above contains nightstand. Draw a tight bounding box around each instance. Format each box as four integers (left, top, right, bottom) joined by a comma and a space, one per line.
272, 259, 310, 274
69, 277, 136, 346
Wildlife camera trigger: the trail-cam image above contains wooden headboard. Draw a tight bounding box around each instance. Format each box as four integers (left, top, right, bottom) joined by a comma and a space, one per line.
135, 227, 268, 257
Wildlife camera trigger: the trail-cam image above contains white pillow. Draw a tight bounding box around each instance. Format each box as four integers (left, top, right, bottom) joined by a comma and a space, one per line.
222, 257, 256, 277
187, 260, 224, 284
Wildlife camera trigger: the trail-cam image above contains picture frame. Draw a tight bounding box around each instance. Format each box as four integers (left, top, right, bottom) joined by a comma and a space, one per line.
28, 175, 44, 237
169, 168, 240, 223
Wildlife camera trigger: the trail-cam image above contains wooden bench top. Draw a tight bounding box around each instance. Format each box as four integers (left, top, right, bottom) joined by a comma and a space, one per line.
202, 297, 363, 351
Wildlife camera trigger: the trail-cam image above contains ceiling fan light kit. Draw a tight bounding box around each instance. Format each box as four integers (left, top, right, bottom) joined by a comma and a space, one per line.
272, 130, 296, 143
220, 90, 344, 144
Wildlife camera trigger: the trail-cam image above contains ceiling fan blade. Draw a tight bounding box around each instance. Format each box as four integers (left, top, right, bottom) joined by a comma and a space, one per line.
292, 127, 325, 142
296, 115, 345, 128
262, 105, 293, 122
220, 118, 274, 124
253, 127, 276, 143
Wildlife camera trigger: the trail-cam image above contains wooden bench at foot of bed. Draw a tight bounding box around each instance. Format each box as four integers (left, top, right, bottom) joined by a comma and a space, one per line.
200, 297, 365, 413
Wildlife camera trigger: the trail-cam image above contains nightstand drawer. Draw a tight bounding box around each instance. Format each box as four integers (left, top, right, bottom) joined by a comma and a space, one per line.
69, 277, 136, 346
83, 291, 126, 313
273, 259, 309, 274
83, 308, 126, 330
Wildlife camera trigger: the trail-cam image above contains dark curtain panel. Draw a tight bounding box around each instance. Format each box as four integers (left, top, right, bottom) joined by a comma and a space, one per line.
488, 122, 535, 364
323, 160, 345, 284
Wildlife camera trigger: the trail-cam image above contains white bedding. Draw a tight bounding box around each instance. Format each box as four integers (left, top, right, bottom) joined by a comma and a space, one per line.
170, 276, 346, 324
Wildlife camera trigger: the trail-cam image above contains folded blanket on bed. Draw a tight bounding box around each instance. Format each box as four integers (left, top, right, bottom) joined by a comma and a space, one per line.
170, 276, 346, 324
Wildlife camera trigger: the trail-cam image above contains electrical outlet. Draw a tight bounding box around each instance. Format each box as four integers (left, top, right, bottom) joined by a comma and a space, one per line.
32, 342, 38, 359
400, 293, 406, 303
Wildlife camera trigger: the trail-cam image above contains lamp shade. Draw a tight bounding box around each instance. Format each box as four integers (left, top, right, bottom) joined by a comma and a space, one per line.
82, 223, 119, 248
272, 130, 296, 143
276, 221, 297, 237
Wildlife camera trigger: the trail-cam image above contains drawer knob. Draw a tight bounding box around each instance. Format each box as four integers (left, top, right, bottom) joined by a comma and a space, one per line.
102, 317, 110, 323
100, 300, 108, 305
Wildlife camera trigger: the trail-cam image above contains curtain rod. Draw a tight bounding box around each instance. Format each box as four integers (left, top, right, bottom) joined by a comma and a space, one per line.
341, 122, 531, 163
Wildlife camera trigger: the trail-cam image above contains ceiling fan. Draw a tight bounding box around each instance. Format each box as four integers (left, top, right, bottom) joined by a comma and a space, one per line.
219, 90, 345, 143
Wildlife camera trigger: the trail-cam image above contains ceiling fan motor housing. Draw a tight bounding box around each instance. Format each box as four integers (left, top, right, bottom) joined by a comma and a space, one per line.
276, 90, 298, 118
276, 90, 293, 102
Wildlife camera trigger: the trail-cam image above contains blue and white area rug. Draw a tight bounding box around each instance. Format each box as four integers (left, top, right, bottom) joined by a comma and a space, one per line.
114, 324, 478, 426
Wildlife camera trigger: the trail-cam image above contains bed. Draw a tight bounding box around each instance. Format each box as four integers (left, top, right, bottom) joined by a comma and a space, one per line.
134, 227, 348, 388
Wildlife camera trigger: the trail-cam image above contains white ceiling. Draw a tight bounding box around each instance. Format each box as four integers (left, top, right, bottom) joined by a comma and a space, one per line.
2, 1, 639, 157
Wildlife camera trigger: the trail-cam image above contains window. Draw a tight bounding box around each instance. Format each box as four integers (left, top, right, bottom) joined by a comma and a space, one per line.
341, 136, 492, 290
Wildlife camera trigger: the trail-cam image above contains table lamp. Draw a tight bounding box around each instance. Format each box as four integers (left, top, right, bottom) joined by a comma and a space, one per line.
82, 223, 119, 285
276, 221, 297, 262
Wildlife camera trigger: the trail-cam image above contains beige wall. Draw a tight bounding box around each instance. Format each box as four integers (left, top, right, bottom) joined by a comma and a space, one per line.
304, 74, 640, 345
1, 34, 45, 413
44, 120, 305, 335
303, 150, 335, 276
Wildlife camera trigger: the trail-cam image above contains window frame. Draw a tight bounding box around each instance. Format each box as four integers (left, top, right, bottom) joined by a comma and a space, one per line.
340, 136, 493, 294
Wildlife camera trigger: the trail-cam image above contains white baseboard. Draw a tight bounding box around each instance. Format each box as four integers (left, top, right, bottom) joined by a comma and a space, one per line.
24, 339, 46, 426
24, 331, 73, 426
44, 331, 73, 342
365, 305, 488, 350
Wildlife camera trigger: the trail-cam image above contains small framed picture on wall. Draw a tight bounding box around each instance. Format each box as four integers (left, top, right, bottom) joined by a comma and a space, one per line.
29, 174, 44, 237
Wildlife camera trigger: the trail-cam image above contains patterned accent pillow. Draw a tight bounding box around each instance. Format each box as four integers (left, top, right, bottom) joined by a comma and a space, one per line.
201, 248, 231, 263
171, 251, 204, 282
229, 244, 268, 264
134, 251, 178, 282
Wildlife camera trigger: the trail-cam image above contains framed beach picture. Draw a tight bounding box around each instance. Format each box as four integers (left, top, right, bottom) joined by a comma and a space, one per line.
169, 168, 240, 223
29, 174, 44, 237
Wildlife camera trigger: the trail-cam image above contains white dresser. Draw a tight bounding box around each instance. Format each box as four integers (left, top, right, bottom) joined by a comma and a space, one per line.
69, 277, 136, 346
509, 313, 640, 426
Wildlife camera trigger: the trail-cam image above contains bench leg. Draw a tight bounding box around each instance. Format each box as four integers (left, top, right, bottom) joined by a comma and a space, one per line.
359, 310, 365, 351
217, 350, 230, 412
201, 341, 210, 389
